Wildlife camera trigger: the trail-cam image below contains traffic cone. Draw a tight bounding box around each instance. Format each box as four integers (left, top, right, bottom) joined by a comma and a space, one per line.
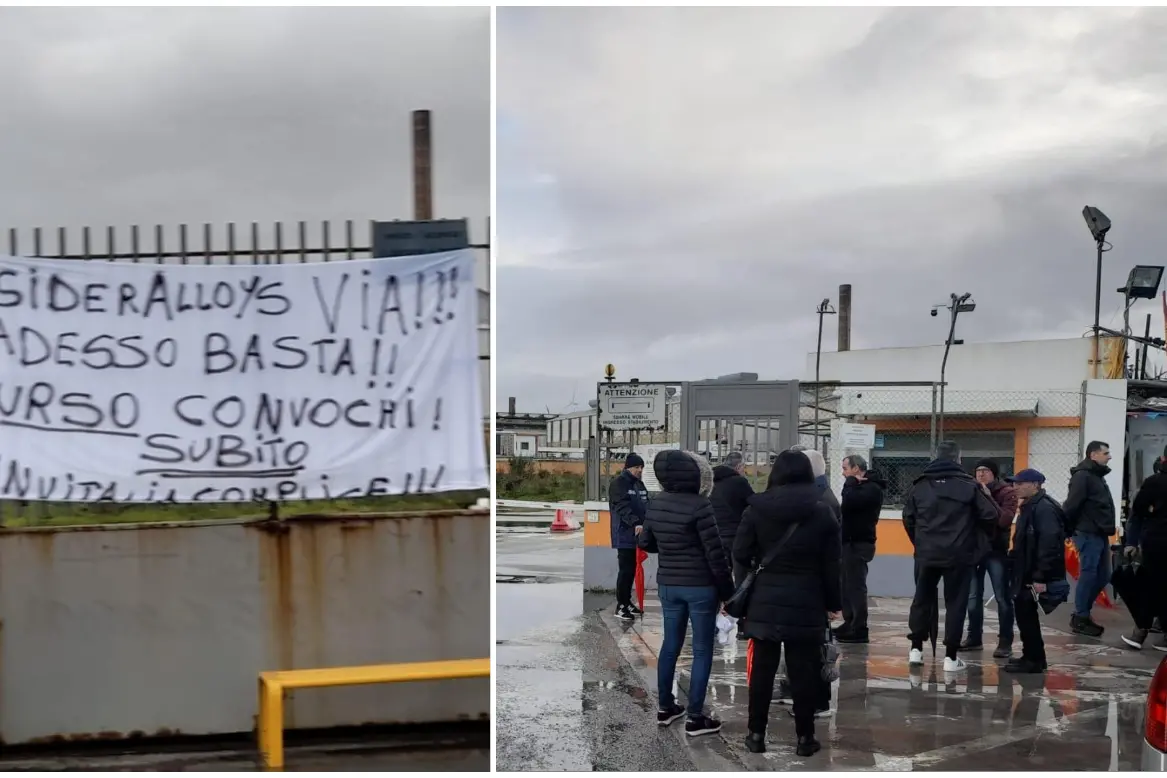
550, 509, 578, 532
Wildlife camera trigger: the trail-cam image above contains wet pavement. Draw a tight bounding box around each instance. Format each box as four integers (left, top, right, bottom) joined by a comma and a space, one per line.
0, 726, 488, 771
496, 526, 1159, 771
603, 593, 1159, 771
495, 528, 703, 771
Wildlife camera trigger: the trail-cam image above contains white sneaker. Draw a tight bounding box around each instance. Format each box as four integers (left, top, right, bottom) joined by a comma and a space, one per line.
943, 656, 967, 672
909, 648, 924, 665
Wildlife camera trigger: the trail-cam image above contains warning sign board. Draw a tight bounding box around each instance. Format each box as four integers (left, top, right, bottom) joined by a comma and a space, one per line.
598, 383, 668, 432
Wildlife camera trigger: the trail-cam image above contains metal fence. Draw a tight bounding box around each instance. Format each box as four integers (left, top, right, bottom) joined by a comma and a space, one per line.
0, 217, 491, 525
800, 382, 1085, 507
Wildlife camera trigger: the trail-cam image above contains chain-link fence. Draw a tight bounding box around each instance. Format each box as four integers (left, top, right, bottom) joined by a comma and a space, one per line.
0, 217, 491, 526
800, 382, 1085, 507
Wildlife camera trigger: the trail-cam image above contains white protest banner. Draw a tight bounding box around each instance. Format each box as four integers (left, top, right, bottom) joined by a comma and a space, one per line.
0, 249, 486, 503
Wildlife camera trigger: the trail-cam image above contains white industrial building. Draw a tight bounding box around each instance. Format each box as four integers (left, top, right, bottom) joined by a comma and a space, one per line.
803, 335, 1128, 510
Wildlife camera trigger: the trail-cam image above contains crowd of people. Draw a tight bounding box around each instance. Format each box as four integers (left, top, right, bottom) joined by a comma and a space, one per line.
605, 437, 1162, 755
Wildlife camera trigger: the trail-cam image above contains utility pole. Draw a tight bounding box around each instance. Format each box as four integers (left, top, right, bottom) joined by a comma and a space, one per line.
934, 293, 976, 444
813, 298, 836, 452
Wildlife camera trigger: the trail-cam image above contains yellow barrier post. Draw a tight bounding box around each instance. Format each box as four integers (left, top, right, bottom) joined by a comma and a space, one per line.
257, 658, 490, 770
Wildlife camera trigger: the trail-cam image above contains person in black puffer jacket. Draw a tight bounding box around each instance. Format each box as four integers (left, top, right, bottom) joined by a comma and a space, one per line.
733, 450, 842, 758
638, 449, 735, 739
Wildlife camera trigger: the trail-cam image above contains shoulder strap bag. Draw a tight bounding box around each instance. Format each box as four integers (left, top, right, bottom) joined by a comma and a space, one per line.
723, 522, 801, 620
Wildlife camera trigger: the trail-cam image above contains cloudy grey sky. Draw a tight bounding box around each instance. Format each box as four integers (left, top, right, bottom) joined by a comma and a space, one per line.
497, 7, 1167, 413
0, 7, 489, 281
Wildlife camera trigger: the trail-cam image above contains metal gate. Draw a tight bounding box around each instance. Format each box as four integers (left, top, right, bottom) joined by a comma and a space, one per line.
679, 380, 800, 487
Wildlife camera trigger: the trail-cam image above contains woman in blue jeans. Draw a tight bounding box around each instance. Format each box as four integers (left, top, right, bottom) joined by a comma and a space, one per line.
638, 450, 736, 737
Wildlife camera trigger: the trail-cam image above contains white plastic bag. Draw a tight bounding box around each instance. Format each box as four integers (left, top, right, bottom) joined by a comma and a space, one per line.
715, 612, 736, 645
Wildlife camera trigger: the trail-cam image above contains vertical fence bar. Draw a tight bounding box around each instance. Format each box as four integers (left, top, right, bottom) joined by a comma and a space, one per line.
298, 221, 307, 263
154, 225, 164, 264
33, 227, 42, 257
107, 226, 116, 261
57, 226, 66, 258
322, 221, 331, 261
131, 225, 140, 263
274, 222, 283, 265
251, 222, 260, 266
179, 223, 189, 264
82, 226, 91, 259
204, 223, 213, 265
345, 219, 354, 260
7, 227, 16, 256
227, 222, 236, 265
930, 383, 938, 456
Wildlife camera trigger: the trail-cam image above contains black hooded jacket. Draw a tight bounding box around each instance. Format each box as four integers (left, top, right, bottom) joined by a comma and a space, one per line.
902, 458, 999, 568
1063, 458, 1116, 538
840, 470, 886, 545
1008, 489, 1068, 597
638, 450, 735, 600
710, 465, 755, 553
1130, 471, 1167, 551
731, 482, 842, 643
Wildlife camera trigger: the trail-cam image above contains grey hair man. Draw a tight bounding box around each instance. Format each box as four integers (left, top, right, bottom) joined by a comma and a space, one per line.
837, 453, 886, 644
902, 441, 998, 674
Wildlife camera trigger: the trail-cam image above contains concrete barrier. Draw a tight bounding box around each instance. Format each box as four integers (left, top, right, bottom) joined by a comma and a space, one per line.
0, 509, 490, 745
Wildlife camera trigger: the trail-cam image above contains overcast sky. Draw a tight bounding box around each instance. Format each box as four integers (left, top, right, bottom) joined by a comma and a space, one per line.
497, 7, 1167, 414
0, 7, 489, 283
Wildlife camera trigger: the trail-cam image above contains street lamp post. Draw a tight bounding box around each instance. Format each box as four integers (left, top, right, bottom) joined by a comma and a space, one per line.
932, 293, 976, 445
814, 298, 836, 452
1082, 206, 1112, 378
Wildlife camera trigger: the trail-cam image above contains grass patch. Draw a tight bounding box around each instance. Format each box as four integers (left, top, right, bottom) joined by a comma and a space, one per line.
497, 458, 584, 503
0, 490, 489, 528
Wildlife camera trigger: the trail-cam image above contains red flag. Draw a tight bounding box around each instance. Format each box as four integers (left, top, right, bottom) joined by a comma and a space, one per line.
635, 547, 648, 612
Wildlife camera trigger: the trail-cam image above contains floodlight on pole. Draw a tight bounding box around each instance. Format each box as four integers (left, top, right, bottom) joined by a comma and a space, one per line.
813, 298, 837, 452
1083, 205, 1113, 378
932, 292, 976, 447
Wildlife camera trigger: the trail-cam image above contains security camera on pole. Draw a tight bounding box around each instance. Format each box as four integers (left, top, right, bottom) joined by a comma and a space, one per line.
930, 293, 976, 446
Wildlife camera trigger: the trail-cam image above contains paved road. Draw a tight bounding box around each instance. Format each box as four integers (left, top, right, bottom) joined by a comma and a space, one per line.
495, 528, 700, 772
496, 527, 1161, 771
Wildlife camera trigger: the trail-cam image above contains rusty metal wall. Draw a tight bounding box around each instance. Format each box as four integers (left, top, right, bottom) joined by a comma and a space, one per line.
0, 510, 489, 745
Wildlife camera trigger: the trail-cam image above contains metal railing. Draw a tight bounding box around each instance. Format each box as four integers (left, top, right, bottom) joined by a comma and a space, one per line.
257, 657, 490, 769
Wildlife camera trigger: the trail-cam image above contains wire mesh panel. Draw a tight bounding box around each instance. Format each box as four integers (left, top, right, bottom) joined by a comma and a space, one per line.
0, 218, 491, 526
801, 382, 1085, 507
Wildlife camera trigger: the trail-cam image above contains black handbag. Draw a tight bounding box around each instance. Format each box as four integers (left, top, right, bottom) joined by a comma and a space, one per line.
723, 522, 800, 620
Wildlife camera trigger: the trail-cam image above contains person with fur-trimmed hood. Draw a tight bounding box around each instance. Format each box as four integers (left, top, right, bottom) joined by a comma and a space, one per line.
638, 450, 736, 739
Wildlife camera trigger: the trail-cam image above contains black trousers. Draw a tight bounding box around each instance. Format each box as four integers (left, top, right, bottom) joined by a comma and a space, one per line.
748, 638, 823, 739
842, 541, 876, 631
616, 547, 637, 607
1141, 546, 1167, 630
909, 564, 972, 653
1013, 588, 1045, 663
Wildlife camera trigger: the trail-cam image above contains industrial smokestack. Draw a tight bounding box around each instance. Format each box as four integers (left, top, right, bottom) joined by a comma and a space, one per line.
508, 396, 516, 416
412, 110, 433, 220
838, 283, 852, 352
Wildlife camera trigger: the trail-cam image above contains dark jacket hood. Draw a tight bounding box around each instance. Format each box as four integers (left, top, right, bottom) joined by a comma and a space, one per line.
914, 458, 972, 482
747, 482, 822, 524
855, 469, 887, 489
653, 449, 714, 496
713, 464, 741, 482
1071, 458, 1111, 479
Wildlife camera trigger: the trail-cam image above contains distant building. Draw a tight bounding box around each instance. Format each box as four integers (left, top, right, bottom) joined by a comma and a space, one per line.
802, 336, 1121, 505
496, 396, 553, 458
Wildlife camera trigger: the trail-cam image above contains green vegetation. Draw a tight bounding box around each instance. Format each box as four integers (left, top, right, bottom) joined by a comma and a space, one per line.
0, 490, 489, 528
497, 458, 585, 502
